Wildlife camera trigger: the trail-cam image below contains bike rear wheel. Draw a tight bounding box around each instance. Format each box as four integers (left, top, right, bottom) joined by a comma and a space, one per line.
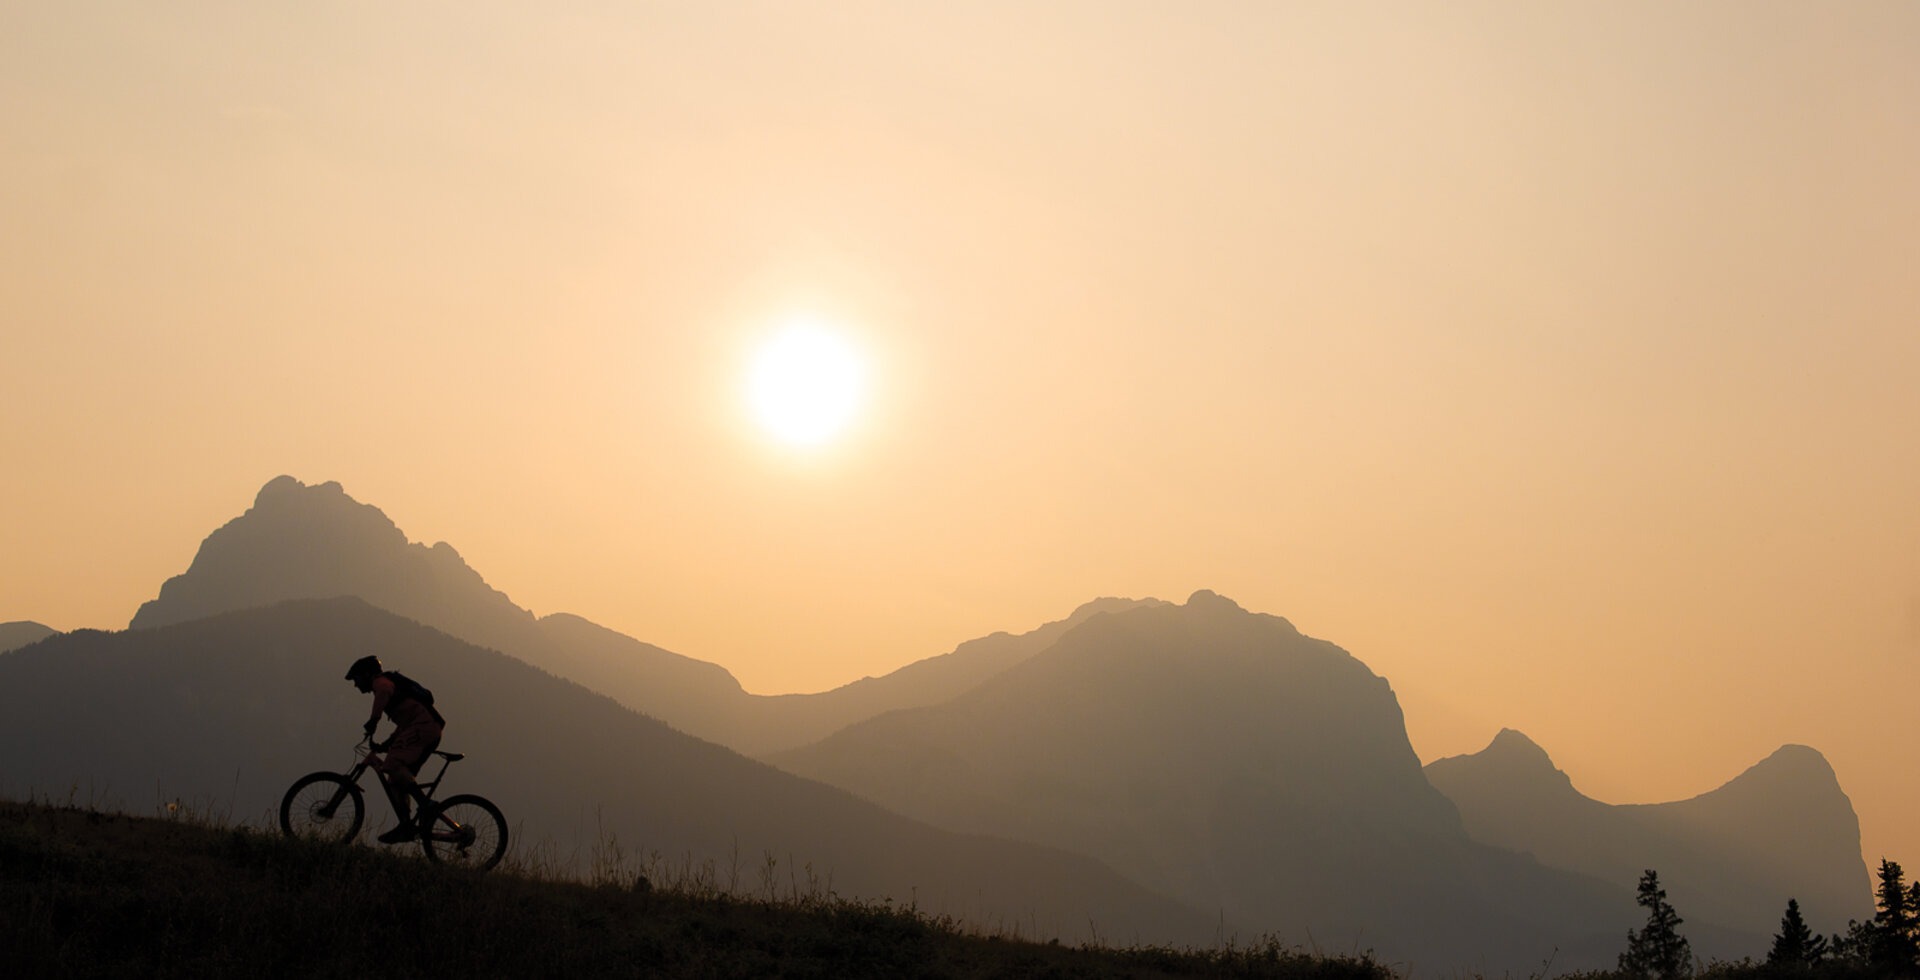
417, 793, 508, 872
279, 772, 364, 843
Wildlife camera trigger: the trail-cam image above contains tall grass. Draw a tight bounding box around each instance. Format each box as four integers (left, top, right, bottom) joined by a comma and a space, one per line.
1, 796, 1390, 980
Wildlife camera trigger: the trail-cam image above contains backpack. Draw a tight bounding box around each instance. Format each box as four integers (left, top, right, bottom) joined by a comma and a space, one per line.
383, 670, 435, 706
382, 670, 444, 724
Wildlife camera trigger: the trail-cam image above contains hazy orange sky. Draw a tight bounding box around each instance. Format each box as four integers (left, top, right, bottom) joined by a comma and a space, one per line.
5, 3, 1917, 878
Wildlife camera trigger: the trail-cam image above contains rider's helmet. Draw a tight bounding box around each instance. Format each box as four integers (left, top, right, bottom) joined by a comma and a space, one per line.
345, 655, 383, 687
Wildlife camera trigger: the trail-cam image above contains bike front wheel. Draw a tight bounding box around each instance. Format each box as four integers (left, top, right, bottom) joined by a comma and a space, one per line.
279, 772, 365, 843
418, 793, 508, 872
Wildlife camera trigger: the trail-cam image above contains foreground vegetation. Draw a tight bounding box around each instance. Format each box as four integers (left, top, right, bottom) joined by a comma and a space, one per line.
0, 797, 1387, 980
11, 795, 1920, 980
1587, 862, 1920, 980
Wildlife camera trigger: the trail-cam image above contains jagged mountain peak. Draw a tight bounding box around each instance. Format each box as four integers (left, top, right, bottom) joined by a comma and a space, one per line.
1481, 728, 1557, 768
246, 476, 398, 544
256, 473, 341, 502
1025, 589, 1305, 659
1165, 588, 1303, 638
1067, 594, 1169, 621
130, 476, 530, 633
1423, 727, 1582, 807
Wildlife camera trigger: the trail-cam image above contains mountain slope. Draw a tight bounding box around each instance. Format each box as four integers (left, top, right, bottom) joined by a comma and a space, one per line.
1425, 729, 1872, 936
734, 596, 1167, 755
0, 598, 1219, 946
772, 591, 1654, 973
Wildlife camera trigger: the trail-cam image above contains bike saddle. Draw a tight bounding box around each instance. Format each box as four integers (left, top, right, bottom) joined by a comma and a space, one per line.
436, 751, 466, 762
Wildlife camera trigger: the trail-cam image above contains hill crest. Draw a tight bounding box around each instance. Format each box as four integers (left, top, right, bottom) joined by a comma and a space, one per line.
0, 621, 57, 654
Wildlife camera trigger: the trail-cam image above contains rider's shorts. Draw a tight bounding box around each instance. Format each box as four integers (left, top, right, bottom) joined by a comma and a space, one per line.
382, 722, 444, 778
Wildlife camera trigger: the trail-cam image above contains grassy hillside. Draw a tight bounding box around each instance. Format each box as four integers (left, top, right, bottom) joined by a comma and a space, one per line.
0, 599, 1224, 947
0, 798, 1389, 980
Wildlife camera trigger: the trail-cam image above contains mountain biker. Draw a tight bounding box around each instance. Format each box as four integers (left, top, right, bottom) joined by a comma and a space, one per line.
344, 655, 446, 844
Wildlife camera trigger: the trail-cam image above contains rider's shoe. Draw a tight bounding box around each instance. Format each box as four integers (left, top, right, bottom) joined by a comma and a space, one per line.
377, 825, 417, 845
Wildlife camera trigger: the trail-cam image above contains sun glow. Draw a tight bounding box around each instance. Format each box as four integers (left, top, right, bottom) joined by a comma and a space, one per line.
746, 318, 869, 449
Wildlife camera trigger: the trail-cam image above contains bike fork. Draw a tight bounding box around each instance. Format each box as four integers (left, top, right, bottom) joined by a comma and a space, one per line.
319, 786, 351, 819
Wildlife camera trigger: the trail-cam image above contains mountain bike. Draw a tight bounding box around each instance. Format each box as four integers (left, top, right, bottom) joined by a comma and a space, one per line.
279, 736, 509, 872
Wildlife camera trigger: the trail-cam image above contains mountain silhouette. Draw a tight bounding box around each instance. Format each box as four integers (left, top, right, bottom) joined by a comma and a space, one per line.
770, 590, 1678, 972
1425, 728, 1871, 937
131, 478, 745, 734
109, 477, 1857, 969
0, 621, 56, 654
0, 597, 1219, 946
128, 476, 1153, 755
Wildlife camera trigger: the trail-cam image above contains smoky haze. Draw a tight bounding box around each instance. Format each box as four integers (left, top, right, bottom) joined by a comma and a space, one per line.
15, 475, 1869, 971
5, 4, 1917, 878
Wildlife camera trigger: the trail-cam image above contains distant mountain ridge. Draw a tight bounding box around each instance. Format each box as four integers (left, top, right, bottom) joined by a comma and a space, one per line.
1, 598, 1218, 946
130, 476, 1141, 755
0, 621, 57, 654
735, 595, 1166, 755
1424, 729, 1871, 937
773, 590, 1665, 971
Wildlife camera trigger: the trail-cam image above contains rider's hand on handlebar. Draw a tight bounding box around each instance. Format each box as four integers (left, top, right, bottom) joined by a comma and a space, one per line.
363, 719, 378, 737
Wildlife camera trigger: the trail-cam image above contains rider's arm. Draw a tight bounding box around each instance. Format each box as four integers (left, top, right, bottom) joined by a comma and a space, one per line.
366, 675, 396, 731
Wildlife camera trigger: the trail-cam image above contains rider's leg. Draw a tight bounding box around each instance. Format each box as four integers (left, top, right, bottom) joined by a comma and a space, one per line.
382, 768, 415, 820
373, 725, 441, 844
402, 729, 441, 822
374, 764, 417, 843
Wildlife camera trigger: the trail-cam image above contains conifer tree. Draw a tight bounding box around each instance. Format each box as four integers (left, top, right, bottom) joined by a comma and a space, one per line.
1867, 859, 1920, 970
1619, 869, 1692, 979
1767, 898, 1826, 968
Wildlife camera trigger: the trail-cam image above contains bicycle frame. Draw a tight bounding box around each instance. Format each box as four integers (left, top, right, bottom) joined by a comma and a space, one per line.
317, 738, 459, 820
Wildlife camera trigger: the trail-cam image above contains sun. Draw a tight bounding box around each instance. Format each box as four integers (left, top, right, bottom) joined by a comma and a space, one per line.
745, 318, 869, 449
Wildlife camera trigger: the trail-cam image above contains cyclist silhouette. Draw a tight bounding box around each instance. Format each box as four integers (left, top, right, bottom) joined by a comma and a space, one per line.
344, 655, 446, 844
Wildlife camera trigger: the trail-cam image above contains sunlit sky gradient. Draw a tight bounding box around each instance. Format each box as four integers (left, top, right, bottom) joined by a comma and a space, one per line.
5, 3, 1917, 875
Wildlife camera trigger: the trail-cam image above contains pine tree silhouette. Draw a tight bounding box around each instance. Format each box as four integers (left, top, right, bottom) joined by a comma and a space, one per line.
1867, 859, 1920, 970
1766, 898, 1827, 968
1618, 869, 1692, 979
